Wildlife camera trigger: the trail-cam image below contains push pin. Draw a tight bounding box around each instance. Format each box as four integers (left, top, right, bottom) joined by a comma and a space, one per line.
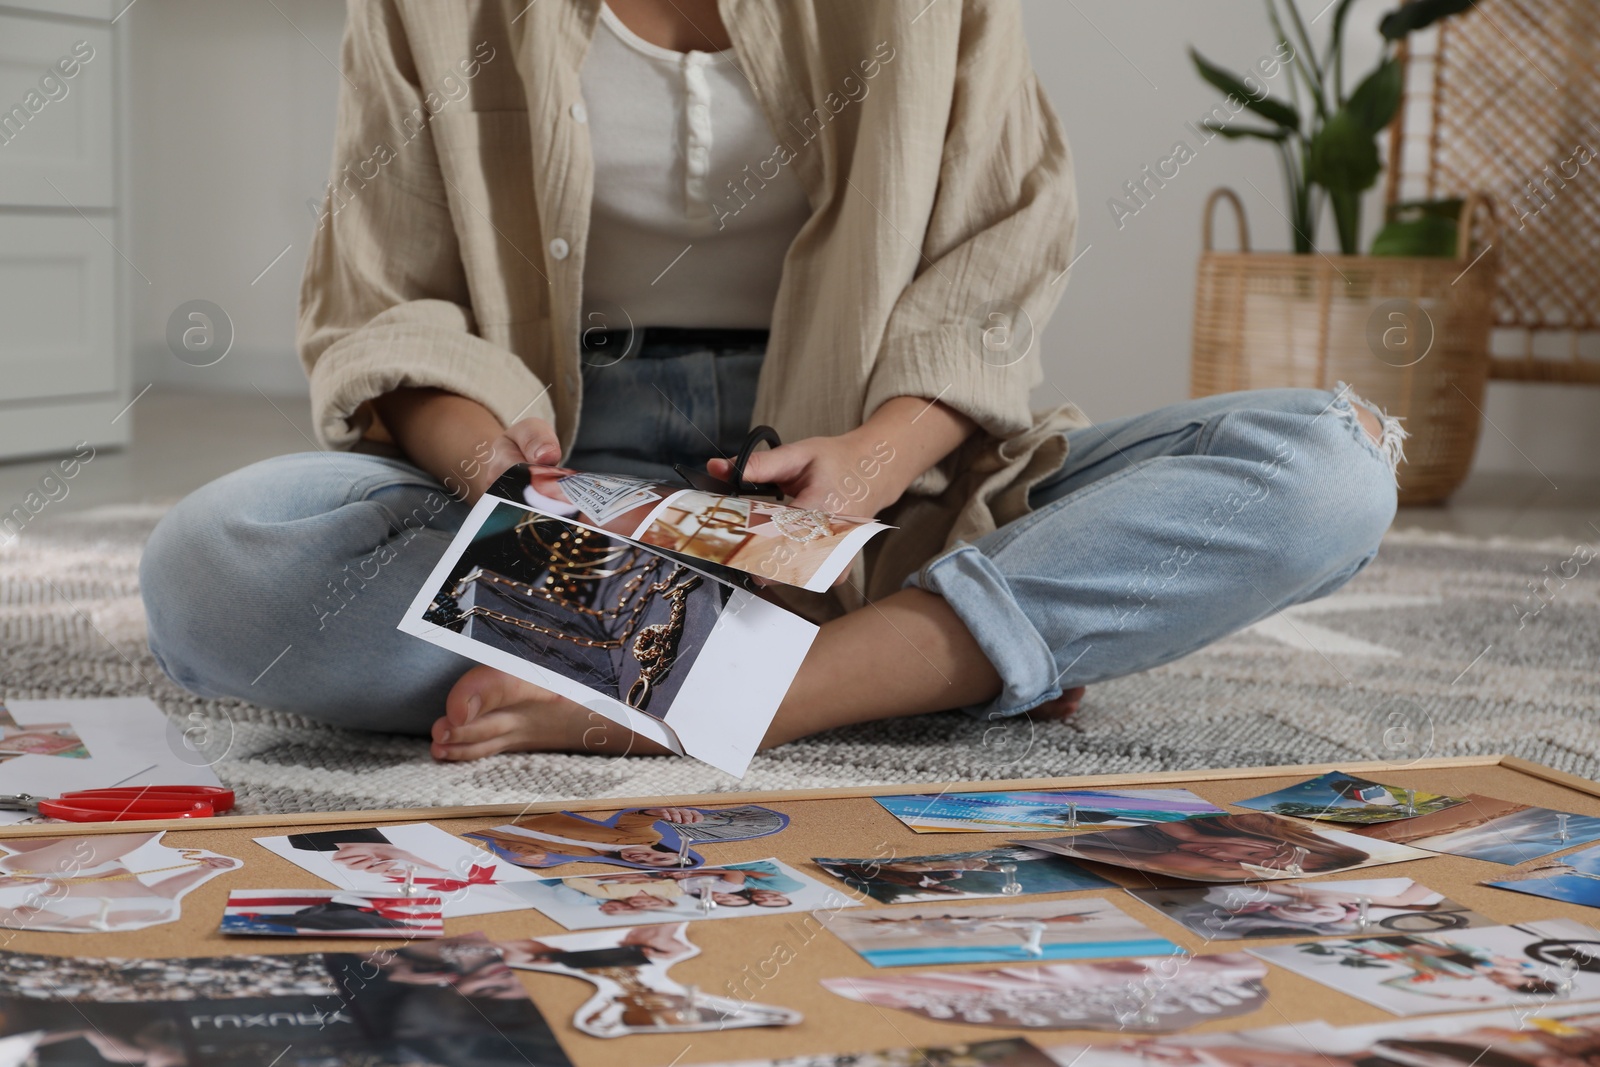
1021, 921, 1045, 957
1283, 846, 1308, 878
1559, 813, 1572, 843
1404, 789, 1417, 817
1067, 802, 1079, 830
401, 864, 417, 897
998, 861, 1022, 896
1136, 988, 1159, 1028
698, 885, 717, 914
677, 838, 693, 867
1557, 958, 1578, 997
1355, 896, 1371, 930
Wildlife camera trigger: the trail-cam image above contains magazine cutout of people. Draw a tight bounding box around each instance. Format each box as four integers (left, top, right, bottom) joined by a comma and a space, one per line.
398, 480, 821, 777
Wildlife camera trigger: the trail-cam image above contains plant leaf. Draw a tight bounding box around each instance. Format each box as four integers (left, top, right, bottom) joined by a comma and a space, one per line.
1379, 0, 1478, 40
1346, 58, 1404, 131
1306, 110, 1382, 193
1371, 215, 1459, 257
1202, 121, 1293, 142
1190, 47, 1301, 132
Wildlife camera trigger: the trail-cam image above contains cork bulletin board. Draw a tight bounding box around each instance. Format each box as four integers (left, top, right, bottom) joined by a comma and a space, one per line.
7, 754, 1600, 1066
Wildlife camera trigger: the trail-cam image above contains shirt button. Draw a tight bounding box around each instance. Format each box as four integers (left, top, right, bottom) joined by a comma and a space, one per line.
570, 101, 588, 124
549, 238, 570, 260
691, 103, 709, 121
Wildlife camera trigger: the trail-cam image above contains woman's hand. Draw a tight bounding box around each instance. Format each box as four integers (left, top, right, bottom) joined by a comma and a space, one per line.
480, 416, 562, 490
371, 387, 561, 504
708, 429, 908, 516
706, 396, 975, 517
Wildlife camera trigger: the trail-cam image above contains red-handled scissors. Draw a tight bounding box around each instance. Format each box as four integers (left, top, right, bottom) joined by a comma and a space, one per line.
0, 786, 236, 822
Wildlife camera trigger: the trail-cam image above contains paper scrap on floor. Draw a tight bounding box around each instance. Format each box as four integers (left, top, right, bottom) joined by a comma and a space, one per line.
0, 698, 224, 826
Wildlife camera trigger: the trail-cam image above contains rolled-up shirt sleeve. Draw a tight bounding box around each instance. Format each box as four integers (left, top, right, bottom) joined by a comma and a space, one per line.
296, 0, 551, 450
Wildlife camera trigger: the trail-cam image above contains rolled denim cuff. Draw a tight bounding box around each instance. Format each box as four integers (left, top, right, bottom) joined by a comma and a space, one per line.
908, 543, 1063, 719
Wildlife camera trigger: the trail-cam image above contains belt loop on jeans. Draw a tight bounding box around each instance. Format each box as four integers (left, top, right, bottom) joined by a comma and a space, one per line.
580, 327, 770, 357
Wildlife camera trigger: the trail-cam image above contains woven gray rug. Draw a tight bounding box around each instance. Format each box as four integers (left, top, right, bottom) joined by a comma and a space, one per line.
1, 504, 1594, 813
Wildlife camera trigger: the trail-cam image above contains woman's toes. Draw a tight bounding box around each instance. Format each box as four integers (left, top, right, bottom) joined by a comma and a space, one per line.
445, 664, 515, 728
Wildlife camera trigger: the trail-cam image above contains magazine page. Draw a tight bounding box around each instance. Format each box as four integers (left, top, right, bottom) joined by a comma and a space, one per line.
493, 465, 890, 592
398, 493, 817, 777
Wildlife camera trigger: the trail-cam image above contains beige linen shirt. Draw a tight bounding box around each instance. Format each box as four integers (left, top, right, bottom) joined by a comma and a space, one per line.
298, 0, 1087, 619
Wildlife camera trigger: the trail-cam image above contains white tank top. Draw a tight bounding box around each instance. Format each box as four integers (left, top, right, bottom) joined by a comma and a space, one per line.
578, 3, 811, 330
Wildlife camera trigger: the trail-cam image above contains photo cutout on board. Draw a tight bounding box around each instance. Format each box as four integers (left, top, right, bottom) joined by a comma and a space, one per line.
1249, 919, 1600, 1016
220, 889, 445, 939
873, 788, 1225, 834
824, 896, 1179, 968
499, 922, 800, 1037
1354, 794, 1600, 865
1486, 841, 1600, 908
693, 1038, 1058, 1067
253, 823, 540, 918
467, 805, 789, 871
823, 953, 1269, 1034
508, 859, 854, 930
0, 936, 571, 1066
812, 846, 1113, 905
1126, 878, 1494, 941
0, 831, 239, 934
1234, 772, 1468, 825
1028, 813, 1433, 883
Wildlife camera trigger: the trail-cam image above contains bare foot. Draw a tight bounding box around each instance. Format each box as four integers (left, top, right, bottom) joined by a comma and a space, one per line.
430, 665, 672, 761
1031, 686, 1087, 721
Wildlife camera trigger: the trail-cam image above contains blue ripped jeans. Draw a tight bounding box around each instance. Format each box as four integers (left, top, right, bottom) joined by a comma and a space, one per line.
140, 338, 1398, 733
910, 385, 1400, 718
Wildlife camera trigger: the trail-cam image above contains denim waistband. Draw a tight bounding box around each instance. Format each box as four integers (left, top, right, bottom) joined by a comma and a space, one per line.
580, 327, 770, 358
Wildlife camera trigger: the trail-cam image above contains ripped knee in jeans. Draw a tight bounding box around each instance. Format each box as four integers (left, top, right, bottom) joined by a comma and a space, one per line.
1330, 381, 1408, 481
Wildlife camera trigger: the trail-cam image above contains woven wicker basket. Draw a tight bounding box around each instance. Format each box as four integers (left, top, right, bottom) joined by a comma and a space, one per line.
1190, 188, 1498, 506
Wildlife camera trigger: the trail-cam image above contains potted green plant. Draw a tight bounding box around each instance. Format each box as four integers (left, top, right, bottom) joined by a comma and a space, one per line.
1186, 0, 1500, 505
1191, 0, 1477, 255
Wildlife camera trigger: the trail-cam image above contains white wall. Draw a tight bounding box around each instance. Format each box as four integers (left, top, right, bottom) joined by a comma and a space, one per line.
127, 0, 342, 394
122, 0, 1595, 478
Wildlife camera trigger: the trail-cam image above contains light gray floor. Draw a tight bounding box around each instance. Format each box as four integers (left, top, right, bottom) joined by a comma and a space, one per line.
1, 388, 1596, 540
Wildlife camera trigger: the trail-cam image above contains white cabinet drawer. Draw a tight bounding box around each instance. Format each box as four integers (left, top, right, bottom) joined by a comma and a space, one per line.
0, 3, 118, 18
0, 214, 117, 404
0, 16, 114, 206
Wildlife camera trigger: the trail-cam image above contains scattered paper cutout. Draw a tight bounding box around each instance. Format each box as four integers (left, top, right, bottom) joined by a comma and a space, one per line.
874, 788, 1225, 834
1355, 793, 1600, 865
0, 830, 238, 933
1249, 918, 1600, 1015
220, 889, 444, 938
1487, 841, 1600, 908
1128, 877, 1494, 940
253, 822, 540, 918
697, 1038, 1057, 1066
1235, 771, 1467, 824
508, 857, 854, 929
826, 896, 1178, 968
0, 704, 88, 761
812, 845, 1112, 905
823, 953, 1269, 1033
468, 804, 788, 871
0, 936, 570, 1064
499, 922, 801, 1037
